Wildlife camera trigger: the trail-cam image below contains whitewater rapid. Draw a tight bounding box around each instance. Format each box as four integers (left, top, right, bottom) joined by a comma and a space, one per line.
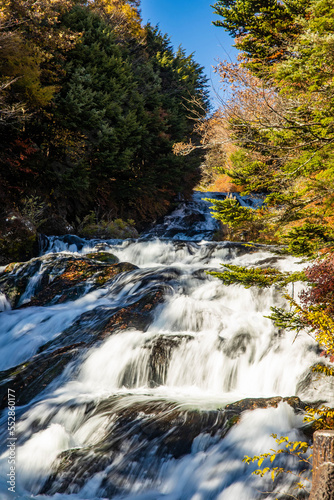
0, 192, 332, 499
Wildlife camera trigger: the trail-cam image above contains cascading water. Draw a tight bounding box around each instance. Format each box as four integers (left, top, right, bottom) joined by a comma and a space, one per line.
0, 192, 333, 500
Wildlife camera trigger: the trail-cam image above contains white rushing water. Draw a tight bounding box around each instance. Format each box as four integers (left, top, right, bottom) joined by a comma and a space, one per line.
0, 192, 332, 500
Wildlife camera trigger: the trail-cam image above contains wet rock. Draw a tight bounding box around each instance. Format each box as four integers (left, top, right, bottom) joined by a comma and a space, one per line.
296, 363, 330, 402
143, 335, 191, 387
62, 234, 87, 249
0, 289, 166, 409
223, 396, 317, 441
86, 251, 119, 264
94, 288, 165, 339
183, 213, 206, 225
20, 257, 137, 307
39, 393, 314, 496
40, 287, 166, 354
256, 256, 285, 267
224, 396, 308, 419
41, 399, 227, 496
0, 344, 82, 410
146, 336, 182, 386
0, 259, 43, 308
222, 332, 253, 360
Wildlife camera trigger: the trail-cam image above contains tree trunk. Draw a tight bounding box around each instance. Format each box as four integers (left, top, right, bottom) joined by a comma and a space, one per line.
310, 430, 334, 500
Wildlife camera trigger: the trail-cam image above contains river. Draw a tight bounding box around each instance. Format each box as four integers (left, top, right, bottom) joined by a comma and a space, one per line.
0, 192, 333, 499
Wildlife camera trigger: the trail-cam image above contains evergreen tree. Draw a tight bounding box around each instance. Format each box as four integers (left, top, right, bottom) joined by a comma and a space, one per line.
212, 0, 311, 75
0, 0, 209, 224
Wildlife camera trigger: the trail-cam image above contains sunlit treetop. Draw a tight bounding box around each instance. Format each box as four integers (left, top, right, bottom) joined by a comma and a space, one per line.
212, 0, 311, 74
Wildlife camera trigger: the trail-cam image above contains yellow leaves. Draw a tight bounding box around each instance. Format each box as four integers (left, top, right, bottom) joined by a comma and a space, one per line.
272, 434, 289, 445
304, 405, 334, 430
282, 294, 334, 365
303, 308, 334, 355
243, 433, 311, 493
92, 0, 145, 40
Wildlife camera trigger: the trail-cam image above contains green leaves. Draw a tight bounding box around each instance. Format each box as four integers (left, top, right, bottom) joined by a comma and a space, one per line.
267, 305, 307, 331
209, 265, 280, 288
209, 264, 306, 289
0, 0, 210, 224
209, 0, 334, 256
212, 0, 309, 76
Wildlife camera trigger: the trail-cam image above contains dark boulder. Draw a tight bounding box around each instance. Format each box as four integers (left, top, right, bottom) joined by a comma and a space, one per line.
20, 257, 137, 308
224, 396, 309, 422
0, 254, 137, 309
0, 344, 82, 409
38, 216, 74, 236
86, 251, 119, 264
144, 335, 191, 387
40, 394, 313, 497
0, 259, 43, 308
0, 212, 39, 266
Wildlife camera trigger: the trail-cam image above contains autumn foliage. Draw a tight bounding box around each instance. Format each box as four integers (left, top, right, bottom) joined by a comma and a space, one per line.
301, 257, 334, 317
0, 0, 209, 226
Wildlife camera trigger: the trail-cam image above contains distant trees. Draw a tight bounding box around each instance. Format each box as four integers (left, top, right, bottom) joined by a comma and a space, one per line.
0, 0, 77, 206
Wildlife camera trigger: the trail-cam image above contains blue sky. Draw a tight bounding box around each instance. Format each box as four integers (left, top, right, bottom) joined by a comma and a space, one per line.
140, 0, 238, 109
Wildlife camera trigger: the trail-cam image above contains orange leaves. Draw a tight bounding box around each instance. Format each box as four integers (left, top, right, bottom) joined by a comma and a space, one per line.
1, 138, 38, 177
208, 174, 242, 193
267, 49, 284, 61
14, 138, 38, 156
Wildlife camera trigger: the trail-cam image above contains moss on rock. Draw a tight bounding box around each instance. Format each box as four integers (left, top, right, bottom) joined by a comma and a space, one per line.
86, 252, 119, 264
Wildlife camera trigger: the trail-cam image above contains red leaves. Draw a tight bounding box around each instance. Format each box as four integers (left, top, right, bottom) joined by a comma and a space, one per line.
300, 255, 334, 315
0, 137, 38, 196
4, 138, 38, 172
320, 350, 334, 363
14, 138, 37, 156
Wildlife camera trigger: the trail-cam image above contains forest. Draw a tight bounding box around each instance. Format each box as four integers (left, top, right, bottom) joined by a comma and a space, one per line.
0, 0, 209, 262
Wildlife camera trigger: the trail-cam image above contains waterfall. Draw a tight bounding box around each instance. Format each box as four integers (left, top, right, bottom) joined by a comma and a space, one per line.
0, 191, 332, 500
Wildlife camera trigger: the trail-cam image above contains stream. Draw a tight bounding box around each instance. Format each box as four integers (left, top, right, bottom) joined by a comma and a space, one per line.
0, 192, 333, 500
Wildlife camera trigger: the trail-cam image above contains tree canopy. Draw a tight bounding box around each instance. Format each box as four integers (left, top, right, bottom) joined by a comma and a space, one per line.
0, 0, 209, 225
